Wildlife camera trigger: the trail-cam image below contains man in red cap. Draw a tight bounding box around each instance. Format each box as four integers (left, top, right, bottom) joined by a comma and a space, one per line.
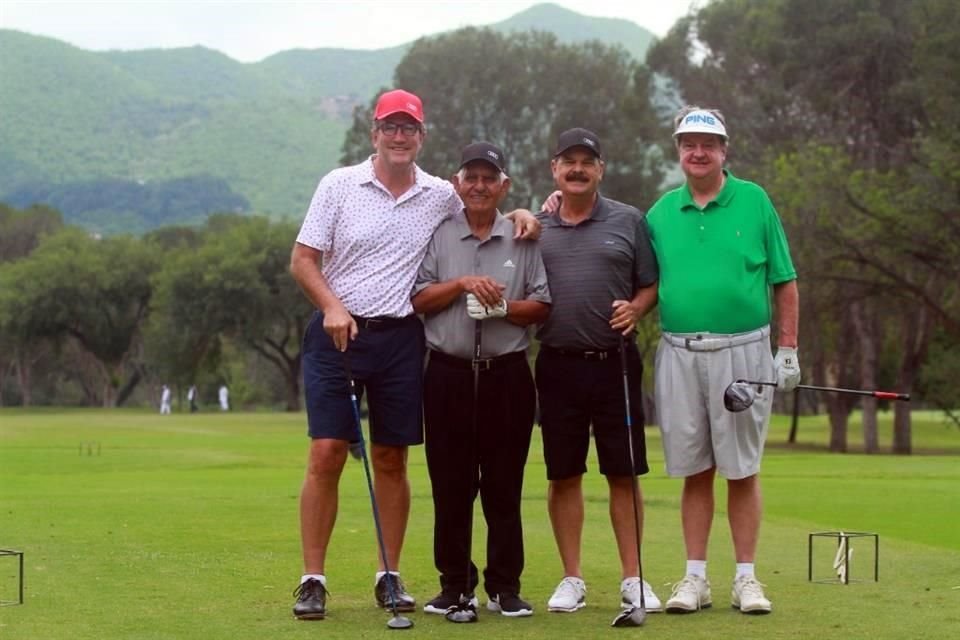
289, 89, 539, 621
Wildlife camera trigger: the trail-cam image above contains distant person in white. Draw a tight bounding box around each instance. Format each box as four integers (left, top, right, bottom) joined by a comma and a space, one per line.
218, 384, 230, 411
160, 385, 172, 415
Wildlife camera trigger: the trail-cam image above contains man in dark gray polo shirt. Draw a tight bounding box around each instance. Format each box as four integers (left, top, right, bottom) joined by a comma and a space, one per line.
535, 128, 661, 615
412, 142, 551, 619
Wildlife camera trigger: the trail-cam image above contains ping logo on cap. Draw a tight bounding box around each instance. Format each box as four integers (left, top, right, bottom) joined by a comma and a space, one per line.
583, 137, 596, 147
487, 150, 500, 160
684, 113, 717, 126
406, 102, 419, 113
673, 109, 728, 139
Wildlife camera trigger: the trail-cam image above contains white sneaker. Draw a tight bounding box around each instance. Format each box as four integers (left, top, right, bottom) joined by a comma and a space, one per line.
620, 577, 662, 612
547, 577, 586, 612
732, 575, 772, 614
665, 574, 712, 613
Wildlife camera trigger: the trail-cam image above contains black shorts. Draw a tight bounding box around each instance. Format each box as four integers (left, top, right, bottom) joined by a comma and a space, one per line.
302, 311, 425, 445
535, 345, 648, 480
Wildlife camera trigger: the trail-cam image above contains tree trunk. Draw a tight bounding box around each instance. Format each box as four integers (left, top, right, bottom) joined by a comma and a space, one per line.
286, 374, 301, 412
827, 399, 849, 452
892, 304, 934, 454
115, 367, 143, 407
851, 300, 879, 452
284, 352, 302, 412
825, 312, 858, 452
14, 352, 32, 407
0, 359, 8, 407
99, 361, 121, 408
892, 399, 911, 454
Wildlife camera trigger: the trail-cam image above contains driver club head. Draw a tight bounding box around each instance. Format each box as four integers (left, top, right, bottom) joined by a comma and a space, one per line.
386, 614, 414, 630
723, 380, 758, 412
611, 605, 647, 627
444, 601, 479, 624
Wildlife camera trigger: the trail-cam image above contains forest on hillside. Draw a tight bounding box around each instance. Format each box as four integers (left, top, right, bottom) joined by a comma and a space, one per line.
0, 3, 654, 232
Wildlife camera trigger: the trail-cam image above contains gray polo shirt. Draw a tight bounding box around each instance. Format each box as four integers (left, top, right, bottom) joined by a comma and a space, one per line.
535, 194, 658, 351
414, 211, 551, 360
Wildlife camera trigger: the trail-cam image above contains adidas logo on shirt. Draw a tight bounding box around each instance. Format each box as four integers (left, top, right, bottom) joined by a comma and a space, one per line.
503, 259, 516, 268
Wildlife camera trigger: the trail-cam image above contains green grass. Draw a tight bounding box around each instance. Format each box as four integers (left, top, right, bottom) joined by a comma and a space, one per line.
1, 409, 958, 639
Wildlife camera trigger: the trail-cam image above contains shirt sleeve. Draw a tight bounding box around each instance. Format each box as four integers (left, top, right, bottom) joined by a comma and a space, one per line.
633, 214, 660, 288
523, 243, 552, 304
295, 172, 341, 252
412, 231, 441, 296
762, 193, 797, 284
445, 188, 464, 220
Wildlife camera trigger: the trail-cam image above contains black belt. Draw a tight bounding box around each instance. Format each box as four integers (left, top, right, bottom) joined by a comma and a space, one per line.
353, 315, 413, 331
541, 344, 620, 361
429, 349, 527, 372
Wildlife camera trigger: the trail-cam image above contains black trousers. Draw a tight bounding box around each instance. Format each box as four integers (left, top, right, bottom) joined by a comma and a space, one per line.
423, 352, 536, 596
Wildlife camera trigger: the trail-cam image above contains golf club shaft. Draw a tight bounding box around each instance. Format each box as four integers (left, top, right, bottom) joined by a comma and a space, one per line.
619, 336, 645, 609
464, 320, 482, 599
343, 355, 403, 619
737, 379, 910, 401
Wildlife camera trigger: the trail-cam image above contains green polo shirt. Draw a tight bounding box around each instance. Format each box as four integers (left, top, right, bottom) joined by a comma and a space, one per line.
645, 170, 796, 334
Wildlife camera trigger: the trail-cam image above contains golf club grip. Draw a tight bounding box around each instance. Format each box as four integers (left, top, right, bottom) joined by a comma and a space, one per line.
873, 391, 911, 401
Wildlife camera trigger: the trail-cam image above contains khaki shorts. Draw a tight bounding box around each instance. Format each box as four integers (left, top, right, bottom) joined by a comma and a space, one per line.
655, 327, 775, 480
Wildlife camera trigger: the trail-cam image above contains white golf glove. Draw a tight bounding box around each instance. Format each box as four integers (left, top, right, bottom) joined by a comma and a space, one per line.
774, 347, 801, 391
466, 293, 508, 320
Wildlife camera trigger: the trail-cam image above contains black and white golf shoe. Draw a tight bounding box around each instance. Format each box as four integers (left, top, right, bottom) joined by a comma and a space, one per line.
375, 573, 416, 612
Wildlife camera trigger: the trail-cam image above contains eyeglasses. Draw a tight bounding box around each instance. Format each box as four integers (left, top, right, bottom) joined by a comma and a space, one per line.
378, 121, 422, 136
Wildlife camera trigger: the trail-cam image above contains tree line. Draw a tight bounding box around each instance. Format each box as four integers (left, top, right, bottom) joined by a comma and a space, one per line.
0, 205, 311, 411
2, 0, 958, 453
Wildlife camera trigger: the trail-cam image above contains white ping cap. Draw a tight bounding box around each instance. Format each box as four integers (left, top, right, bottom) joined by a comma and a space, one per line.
673, 109, 728, 140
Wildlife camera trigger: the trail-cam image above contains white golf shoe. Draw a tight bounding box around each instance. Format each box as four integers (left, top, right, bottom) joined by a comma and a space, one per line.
547, 577, 586, 612
731, 575, 772, 614
665, 574, 712, 613
620, 577, 662, 612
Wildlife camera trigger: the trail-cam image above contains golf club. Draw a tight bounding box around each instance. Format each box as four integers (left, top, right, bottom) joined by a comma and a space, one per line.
611, 335, 647, 628
724, 379, 911, 413
445, 319, 483, 624
343, 354, 414, 631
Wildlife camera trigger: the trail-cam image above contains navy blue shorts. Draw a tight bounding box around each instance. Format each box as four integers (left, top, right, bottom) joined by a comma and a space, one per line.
302, 311, 425, 446
535, 344, 648, 480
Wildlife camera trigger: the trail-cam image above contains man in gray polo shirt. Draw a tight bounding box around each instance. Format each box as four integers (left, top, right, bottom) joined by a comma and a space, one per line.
412, 142, 550, 619
535, 128, 662, 615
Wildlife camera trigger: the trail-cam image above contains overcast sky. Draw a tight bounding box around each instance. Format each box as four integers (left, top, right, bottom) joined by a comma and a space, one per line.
1, 0, 699, 62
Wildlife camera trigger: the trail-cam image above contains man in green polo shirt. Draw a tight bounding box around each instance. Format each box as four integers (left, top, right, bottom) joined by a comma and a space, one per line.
645, 106, 800, 615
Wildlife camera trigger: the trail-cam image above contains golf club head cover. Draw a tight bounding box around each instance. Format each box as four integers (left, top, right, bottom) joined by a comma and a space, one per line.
466, 293, 507, 320
774, 347, 801, 391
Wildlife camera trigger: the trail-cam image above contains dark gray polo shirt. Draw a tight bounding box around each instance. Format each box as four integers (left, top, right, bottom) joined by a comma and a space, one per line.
535, 194, 658, 351
414, 210, 551, 360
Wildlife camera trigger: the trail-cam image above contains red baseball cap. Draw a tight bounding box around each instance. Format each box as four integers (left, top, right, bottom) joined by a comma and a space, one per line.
374, 89, 424, 123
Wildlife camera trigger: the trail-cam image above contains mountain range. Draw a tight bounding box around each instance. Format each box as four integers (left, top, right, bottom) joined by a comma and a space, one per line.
0, 3, 656, 233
